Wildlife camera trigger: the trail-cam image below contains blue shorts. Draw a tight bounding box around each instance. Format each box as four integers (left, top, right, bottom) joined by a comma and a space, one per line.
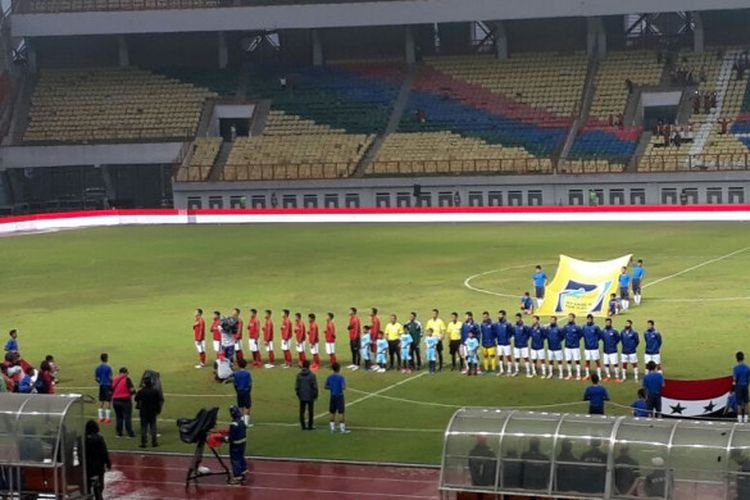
632, 279, 641, 293
535, 286, 545, 299
98, 385, 112, 403
236, 390, 251, 409
427, 350, 436, 362
736, 385, 749, 405
329, 395, 345, 414
620, 287, 630, 299
376, 353, 386, 364
401, 349, 411, 361
360, 349, 370, 361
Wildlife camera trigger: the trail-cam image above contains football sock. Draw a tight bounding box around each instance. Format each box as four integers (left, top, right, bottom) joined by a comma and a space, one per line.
339, 422, 346, 432
330, 354, 337, 365
330, 422, 335, 431
268, 351, 276, 364
199, 352, 206, 365
105, 409, 111, 420
98, 409, 104, 420
313, 354, 320, 365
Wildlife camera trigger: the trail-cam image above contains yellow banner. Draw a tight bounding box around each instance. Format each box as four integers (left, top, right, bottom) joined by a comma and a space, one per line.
537, 254, 632, 318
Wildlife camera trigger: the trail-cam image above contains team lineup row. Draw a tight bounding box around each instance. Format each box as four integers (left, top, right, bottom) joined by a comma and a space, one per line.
191, 307, 662, 382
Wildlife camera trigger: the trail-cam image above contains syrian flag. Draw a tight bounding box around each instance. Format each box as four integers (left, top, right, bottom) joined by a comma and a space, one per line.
662, 376, 733, 418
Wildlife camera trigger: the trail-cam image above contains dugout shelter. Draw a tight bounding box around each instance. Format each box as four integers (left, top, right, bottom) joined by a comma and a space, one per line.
440, 408, 750, 499
0, 393, 88, 498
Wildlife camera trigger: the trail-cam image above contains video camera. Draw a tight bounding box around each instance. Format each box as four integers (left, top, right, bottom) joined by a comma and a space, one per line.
220, 316, 238, 336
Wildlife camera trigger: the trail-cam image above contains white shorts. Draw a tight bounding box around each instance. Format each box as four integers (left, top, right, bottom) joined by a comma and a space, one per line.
248, 339, 259, 353
603, 353, 619, 365
548, 349, 564, 361
296, 341, 306, 353
265, 340, 274, 352
645, 353, 661, 365
565, 348, 581, 361
514, 347, 529, 359
584, 349, 600, 361
212, 340, 220, 353
195, 340, 205, 353
234, 341, 243, 352
498, 345, 512, 357
622, 353, 638, 364
310, 343, 319, 355
326, 342, 336, 354
281, 339, 291, 351
530, 349, 545, 361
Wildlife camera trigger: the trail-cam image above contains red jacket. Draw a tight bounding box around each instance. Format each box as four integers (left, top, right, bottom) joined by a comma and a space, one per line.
325, 320, 336, 343
263, 319, 274, 342
308, 321, 319, 344
281, 317, 292, 341
294, 320, 306, 343
248, 317, 260, 340
348, 316, 361, 340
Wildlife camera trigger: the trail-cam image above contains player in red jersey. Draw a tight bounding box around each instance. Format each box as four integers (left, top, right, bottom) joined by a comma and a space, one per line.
308, 313, 321, 370
294, 312, 307, 366
193, 308, 207, 368
325, 312, 337, 367
232, 308, 245, 364
280, 309, 293, 368
210, 311, 222, 356
347, 307, 361, 369
263, 309, 276, 369
370, 307, 381, 356
247, 309, 262, 368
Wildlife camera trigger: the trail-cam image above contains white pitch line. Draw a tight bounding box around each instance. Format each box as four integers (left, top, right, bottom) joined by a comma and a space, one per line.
643, 246, 750, 289
463, 263, 544, 299
314, 372, 427, 420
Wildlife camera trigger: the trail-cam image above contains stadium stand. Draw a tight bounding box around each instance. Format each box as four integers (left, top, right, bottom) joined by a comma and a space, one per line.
567, 50, 664, 172
23, 67, 216, 143
175, 137, 222, 182
371, 54, 585, 175
17, 0, 391, 13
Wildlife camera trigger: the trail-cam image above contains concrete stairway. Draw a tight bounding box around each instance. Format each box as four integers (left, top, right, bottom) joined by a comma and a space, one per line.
557, 56, 598, 168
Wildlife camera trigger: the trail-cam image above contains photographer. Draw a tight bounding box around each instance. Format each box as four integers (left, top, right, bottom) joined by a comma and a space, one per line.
220, 315, 239, 362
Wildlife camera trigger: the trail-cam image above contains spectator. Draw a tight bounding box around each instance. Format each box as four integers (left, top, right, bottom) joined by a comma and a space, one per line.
469, 436, 497, 486
4, 329, 18, 354
556, 439, 577, 492
0, 365, 8, 392
295, 359, 318, 430
581, 439, 608, 494
45, 355, 59, 383
584, 373, 609, 414
135, 377, 162, 448
644, 457, 668, 497
521, 437, 550, 490
37, 360, 54, 394
625, 78, 634, 94
614, 445, 640, 496
704, 92, 711, 114
502, 449, 522, 489
693, 93, 701, 114
111, 367, 136, 438
632, 388, 650, 417
85, 420, 111, 500
643, 361, 665, 417
17, 366, 35, 394
719, 118, 730, 135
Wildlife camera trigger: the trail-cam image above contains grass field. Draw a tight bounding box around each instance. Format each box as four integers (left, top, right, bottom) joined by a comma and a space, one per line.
2, 222, 749, 465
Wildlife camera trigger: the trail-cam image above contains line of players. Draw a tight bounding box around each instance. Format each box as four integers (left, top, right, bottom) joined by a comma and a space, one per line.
191, 306, 663, 382
460, 310, 663, 381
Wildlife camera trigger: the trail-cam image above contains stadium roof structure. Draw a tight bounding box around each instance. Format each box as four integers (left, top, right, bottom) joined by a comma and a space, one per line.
440, 407, 750, 499
11, 0, 750, 37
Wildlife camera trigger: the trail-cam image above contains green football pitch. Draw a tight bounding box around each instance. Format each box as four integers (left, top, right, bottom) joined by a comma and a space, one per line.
2, 222, 749, 465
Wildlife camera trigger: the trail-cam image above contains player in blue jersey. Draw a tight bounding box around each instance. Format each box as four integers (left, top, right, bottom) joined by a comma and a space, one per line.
529, 316, 547, 378
400, 329, 413, 374
631, 388, 649, 417
733, 352, 750, 424
620, 319, 640, 382
632, 259, 646, 305
545, 316, 565, 379
424, 329, 439, 374
465, 331, 480, 376
532, 265, 548, 307
360, 326, 373, 372
582, 314, 603, 381
520, 292, 534, 315
480, 312, 497, 374
619, 267, 631, 311
607, 293, 620, 317
643, 320, 662, 372
375, 331, 388, 373
601, 318, 621, 381
563, 313, 583, 380
512, 313, 532, 378
460, 312, 480, 375
494, 310, 514, 376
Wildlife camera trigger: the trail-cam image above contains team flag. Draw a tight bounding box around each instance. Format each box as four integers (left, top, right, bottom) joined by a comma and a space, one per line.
662, 376, 734, 418
537, 254, 632, 318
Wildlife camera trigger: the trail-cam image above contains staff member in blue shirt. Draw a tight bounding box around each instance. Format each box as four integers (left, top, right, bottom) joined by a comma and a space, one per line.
546, 316, 565, 380
733, 352, 750, 424
642, 361, 665, 417
325, 363, 349, 433
583, 373, 609, 415
643, 320, 663, 371
619, 267, 631, 311
632, 259, 646, 305
532, 265, 548, 307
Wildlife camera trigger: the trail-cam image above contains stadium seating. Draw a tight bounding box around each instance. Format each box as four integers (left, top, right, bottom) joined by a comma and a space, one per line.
569, 51, 664, 171
222, 134, 373, 181
24, 67, 215, 143
19, 0, 391, 13
175, 137, 223, 182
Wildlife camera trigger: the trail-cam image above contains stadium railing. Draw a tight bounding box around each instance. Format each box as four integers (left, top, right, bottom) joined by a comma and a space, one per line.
561, 153, 750, 174
367, 158, 554, 176
22, 127, 197, 145
219, 162, 355, 181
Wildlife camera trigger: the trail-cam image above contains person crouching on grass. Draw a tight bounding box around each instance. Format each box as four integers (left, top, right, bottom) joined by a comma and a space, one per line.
225, 406, 248, 484
325, 363, 349, 433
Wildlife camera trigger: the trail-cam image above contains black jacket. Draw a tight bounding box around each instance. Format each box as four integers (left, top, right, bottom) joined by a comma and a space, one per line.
295, 368, 318, 402
135, 386, 163, 418
85, 433, 111, 479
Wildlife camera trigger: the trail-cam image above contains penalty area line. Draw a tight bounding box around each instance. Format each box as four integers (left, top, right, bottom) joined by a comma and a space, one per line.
643, 246, 750, 289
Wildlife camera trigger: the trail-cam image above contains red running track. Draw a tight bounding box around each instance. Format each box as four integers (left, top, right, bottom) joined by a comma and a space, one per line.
106, 452, 440, 500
